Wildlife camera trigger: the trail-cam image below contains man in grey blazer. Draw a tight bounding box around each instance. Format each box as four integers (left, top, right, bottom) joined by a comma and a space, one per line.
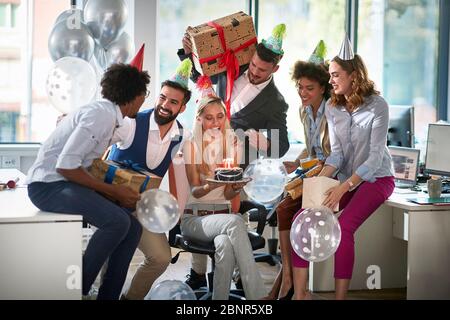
178, 24, 289, 168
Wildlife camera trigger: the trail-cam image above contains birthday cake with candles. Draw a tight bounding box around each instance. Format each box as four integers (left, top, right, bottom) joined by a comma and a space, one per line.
214, 159, 243, 182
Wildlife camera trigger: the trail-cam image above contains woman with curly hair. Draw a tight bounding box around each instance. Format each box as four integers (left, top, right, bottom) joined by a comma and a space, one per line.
263, 41, 332, 300
290, 35, 394, 300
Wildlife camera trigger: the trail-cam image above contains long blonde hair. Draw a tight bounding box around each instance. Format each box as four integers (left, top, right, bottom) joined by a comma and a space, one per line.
189, 97, 238, 177
330, 54, 380, 112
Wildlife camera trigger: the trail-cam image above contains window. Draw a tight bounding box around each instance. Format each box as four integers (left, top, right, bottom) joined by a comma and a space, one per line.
358, 0, 440, 159
158, 0, 248, 129
0, 0, 68, 143
258, 0, 346, 143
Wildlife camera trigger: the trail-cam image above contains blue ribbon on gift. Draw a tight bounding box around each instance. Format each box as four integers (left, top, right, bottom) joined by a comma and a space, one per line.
104, 160, 150, 193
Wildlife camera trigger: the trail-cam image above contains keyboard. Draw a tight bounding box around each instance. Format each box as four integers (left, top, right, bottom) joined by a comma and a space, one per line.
394, 187, 417, 194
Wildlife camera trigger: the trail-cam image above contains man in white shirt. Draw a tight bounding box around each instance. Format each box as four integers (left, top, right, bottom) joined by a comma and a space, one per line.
27, 64, 150, 300
107, 60, 193, 300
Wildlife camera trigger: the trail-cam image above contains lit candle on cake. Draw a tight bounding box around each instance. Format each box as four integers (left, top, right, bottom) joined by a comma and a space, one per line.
215, 158, 243, 181
222, 158, 234, 169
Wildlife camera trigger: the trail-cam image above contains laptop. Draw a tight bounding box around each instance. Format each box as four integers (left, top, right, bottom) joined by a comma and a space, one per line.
388, 146, 420, 192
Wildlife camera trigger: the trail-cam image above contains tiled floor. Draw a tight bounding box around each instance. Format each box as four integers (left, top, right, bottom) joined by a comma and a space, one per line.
89, 226, 406, 300
121, 246, 406, 300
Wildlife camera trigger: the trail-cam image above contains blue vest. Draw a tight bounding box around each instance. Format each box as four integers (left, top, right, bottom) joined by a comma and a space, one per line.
108, 109, 183, 178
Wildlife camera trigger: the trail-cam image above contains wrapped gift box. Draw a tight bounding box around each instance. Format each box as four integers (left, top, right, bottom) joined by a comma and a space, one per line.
89, 159, 162, 194
284, 164, 323, 200
187, 11, 257, 76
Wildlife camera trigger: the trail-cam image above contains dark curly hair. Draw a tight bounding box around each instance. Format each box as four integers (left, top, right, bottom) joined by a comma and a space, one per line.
329, 54, 379, 111
256, 42, 283, 66
291, 60, 332, 100
101, 63, 150, 106
161, 80, 192, 105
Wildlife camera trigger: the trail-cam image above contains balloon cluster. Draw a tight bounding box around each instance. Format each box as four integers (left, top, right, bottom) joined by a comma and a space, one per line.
47, 0, 134, 114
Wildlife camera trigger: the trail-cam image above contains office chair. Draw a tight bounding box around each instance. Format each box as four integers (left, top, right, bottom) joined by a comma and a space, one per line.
168, 205, 267, 300
244, 196, 283, 267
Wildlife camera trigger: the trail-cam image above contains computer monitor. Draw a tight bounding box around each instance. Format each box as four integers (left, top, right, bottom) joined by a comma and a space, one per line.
387, 105, 414, 148
389, 146, 420, 188
425, 123, 450, 177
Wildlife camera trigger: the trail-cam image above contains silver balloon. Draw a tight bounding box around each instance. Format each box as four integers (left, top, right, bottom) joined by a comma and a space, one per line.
48, 19, 95, 62
84, 0, 128, 48
105, 32, 135, 66
136, 189, 180, 234
55, 7, 84, 26
46, 57, 98, 114
148, 280, 196, 300
94, 44, 108, 70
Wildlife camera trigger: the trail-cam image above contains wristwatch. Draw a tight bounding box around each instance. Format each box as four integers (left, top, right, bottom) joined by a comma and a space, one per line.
347, 180, 354, 190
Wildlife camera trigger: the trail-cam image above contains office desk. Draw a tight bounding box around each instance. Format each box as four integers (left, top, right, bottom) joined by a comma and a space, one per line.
310, 191, 450, 300
0, 187, 82, 300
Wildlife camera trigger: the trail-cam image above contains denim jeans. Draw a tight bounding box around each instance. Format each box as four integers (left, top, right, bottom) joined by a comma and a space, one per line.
28, 181, 142, 300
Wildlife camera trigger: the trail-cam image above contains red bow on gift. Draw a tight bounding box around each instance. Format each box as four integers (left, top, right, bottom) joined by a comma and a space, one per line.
198, 21, 257, 119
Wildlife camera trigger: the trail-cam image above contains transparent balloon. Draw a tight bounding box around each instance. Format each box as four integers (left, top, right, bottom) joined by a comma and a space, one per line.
148, 280, 196, 300
290, 207, 341, 262
136, 189, 180, 233
243, 158, 288, 204
84, 0, 128, 48
48, 19, 95, 62
46, 57, 98, 114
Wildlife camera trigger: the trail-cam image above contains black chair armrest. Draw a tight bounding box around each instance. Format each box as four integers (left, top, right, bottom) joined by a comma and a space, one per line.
240, 200, 267, 235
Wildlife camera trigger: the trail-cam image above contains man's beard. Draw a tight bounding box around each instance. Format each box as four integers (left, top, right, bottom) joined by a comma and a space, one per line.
154, 105, 179, 125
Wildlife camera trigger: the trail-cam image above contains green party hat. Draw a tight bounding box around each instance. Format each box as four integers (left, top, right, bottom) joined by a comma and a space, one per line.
308, 40, 327, 65
261, 23, 286, 55
170, 59, 193, 89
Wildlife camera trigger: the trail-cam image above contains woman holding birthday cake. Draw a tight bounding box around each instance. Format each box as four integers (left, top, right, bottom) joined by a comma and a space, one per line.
180, 76, 267, 300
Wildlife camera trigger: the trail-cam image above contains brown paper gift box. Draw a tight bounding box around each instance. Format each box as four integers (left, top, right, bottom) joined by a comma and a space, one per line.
284, 163, 323, 200
187, 11, 257, 76
89, 159, 162, 194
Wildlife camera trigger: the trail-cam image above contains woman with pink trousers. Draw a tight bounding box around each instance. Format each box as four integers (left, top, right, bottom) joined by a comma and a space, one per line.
291, 35, 395, 300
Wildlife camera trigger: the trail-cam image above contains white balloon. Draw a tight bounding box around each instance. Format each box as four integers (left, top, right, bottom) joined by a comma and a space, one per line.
148, 280, 196, 300
290, 207, 341, 262
136, 189, 180, 234
46, 57, 97, 114
243, 158, 288, 204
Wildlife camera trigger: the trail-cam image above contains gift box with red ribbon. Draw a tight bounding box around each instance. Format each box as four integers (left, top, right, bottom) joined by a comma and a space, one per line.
187, 11, 257, 118
188, 11, 257, 77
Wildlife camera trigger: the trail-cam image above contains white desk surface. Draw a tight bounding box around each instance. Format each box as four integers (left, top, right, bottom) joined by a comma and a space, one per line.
387, 191, 450, 211
0, 187, 82, 224
0, 168, 27, 186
